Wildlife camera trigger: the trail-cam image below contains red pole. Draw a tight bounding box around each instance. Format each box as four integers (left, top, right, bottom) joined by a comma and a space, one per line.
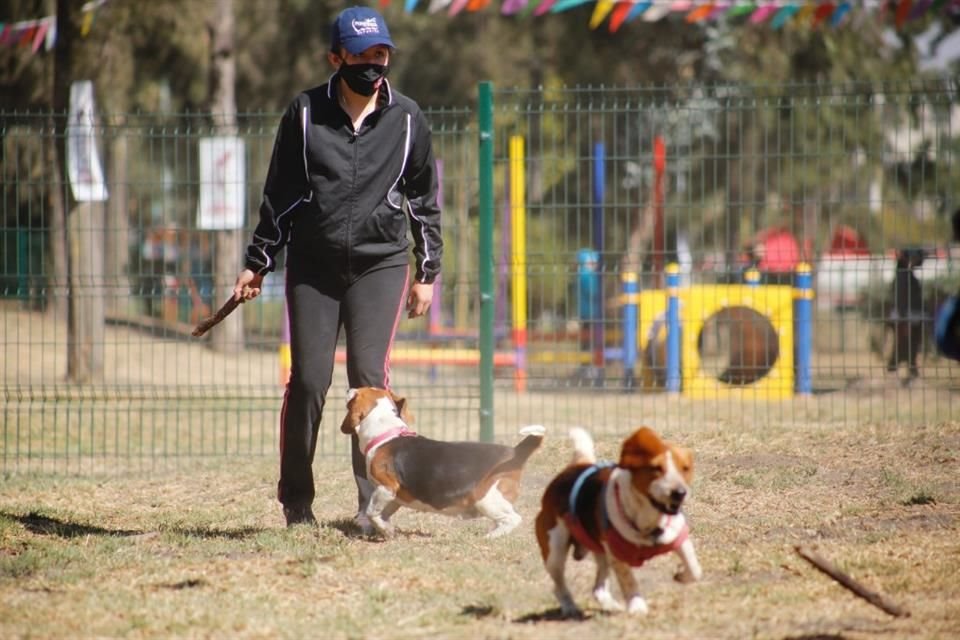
653, 136, 666, 285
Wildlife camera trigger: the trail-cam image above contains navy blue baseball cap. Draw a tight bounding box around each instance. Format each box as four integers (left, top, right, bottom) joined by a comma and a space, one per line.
330, 6, 396, 55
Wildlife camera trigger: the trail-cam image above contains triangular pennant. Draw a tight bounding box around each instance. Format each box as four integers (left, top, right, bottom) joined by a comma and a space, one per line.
467, 0, 490, 9
45, 19, 57, 50
895, 0, 913, 27
406, 0, 422, 12
794, 1, 817, 23
502, 0, 530, 15
448, 0, 471, 14
551, 0, 593, 12
770, 4, 801, 28
728, 2, 756, 17
589, 0, 616, 28
748, 3, 779, 23
708, 2, 733, 19
31, 21, 49, 53
80, 9, 94, 36
642, 3, 672, 20
532, 0, 557, 15
609, 1, 636, 31
670, 0, 695, 12
625, 0, 653, 21
428, 0, 453, 12
379, 0, 392, 8
812, 2, 836, 26
686, 3, 716, 22
18, 25, 38, 47
830, 1, 851, 25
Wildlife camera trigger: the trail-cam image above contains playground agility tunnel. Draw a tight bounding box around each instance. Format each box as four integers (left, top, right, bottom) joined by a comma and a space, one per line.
278, 262, 814, 399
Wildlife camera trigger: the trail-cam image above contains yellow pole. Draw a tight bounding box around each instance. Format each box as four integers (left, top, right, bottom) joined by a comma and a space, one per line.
509, 135, 527, 392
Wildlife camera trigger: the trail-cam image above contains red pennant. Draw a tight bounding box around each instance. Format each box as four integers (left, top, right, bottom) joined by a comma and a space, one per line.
894, 0, 912, 28
608, 1, 634, 32
812, 2, 836, 26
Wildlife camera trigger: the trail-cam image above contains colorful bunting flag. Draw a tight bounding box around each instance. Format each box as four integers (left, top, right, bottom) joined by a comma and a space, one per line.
589, 0, 617, 28
428, 0, 454, 13
2, 0, 954, 57
0, 0, 107, 55
685, 2, 716, 22
551, 0, 594, 13
830, 1, 853, 25
895, 0, 914, 28
641, 3, 672, 20
811, 2, 836, 27
770, 4, 801, 28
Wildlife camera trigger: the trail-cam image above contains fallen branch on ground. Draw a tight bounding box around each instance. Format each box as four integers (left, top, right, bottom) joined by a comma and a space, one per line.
794, 545, 910, 618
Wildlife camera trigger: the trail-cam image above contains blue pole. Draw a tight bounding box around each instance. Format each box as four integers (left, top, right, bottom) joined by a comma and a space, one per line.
622, 272, 638, 391
592, 142, 605, 380
666, 263, 681, 393
794, 262, 813, 395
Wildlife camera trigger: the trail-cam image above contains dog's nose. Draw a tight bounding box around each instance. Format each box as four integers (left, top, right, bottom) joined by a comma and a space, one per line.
670, 487, 687, 504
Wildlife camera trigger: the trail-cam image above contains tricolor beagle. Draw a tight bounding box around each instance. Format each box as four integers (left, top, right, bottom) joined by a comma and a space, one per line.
340, 387, 545, 538
534, 426, 702, 617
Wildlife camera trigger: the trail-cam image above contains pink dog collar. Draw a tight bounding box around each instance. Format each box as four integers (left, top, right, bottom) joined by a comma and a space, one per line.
363, 426, 417, 455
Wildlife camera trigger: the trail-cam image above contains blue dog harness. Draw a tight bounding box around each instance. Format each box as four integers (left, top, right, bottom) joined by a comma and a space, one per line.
564, 462, 689, 567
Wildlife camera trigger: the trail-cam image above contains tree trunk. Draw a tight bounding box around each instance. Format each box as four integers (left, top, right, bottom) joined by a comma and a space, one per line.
106, 125, 131, 316
208, 0, 243, 353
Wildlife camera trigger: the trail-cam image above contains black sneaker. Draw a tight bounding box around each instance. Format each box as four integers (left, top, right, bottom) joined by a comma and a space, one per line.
283, 505, 318, 528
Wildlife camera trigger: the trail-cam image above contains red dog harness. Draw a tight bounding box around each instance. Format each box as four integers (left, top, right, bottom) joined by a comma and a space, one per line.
564, 463, 688, 567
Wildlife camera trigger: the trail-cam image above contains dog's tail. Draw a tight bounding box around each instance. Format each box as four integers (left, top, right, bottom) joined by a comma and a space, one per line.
569, 427, 596, 465
511, 425, 545, 464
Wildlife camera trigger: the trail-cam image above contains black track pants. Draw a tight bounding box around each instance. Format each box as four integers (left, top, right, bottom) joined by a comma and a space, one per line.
278, 262, 409, 511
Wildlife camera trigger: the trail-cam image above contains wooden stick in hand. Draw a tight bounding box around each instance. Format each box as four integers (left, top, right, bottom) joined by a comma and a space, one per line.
191, 295, 241, 337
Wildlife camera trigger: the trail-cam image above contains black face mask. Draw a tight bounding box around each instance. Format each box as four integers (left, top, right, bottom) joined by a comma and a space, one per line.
338, 62, 388, 97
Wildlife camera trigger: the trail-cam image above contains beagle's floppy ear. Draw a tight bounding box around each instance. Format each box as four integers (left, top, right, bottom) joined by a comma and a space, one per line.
340, 408, 358, 434
390, 390, 414, 424
670, 445, 694, 479
341, 388, 360, 434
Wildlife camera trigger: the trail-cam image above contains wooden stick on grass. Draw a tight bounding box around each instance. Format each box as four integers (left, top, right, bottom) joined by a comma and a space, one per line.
191, 296, 241, 337
794, 545, 910, 618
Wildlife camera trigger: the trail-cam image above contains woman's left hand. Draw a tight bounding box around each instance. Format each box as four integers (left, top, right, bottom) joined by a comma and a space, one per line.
407, 282, 434, 319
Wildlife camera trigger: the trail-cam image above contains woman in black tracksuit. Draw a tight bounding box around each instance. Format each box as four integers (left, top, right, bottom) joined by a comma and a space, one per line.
233, 7, 442, 529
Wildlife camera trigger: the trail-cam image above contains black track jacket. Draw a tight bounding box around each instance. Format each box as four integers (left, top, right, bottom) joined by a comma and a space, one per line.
244, 77, 442, 284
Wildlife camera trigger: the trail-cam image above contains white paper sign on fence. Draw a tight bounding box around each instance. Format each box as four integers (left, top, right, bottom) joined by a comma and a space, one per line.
197, 137, 246, 230
67, 80, 108, 202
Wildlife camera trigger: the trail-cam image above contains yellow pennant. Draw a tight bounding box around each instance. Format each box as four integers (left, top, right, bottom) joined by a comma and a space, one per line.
589, 0, 616, 29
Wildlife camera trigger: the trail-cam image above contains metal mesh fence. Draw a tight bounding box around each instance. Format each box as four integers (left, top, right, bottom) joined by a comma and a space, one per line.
2, 80, 958, 474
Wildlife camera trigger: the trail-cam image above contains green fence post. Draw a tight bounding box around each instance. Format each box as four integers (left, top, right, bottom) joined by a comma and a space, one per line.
478, 81, 495, 443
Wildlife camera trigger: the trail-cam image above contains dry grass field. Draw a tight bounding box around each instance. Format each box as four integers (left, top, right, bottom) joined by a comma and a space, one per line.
3, 306, 960, 638
1, 415, 958, 639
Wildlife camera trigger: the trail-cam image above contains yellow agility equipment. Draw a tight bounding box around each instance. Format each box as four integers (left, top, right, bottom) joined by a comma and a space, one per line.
636, 283, 795, 399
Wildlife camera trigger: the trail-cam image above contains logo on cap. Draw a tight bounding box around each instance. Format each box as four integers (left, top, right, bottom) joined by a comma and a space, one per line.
351, 17, 380, 35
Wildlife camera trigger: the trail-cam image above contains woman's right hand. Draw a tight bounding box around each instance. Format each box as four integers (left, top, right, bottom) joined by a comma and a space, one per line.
233, 269, 264, 302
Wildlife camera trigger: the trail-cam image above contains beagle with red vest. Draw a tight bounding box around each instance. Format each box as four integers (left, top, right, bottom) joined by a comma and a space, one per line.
340, 387, 545, 538
535, 426, 702, 617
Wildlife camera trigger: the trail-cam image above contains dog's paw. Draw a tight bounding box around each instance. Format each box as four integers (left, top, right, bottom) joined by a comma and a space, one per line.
354, 512, 377, 537
593, 586, 623, 611
674, 568, 700, 583
370, 518, 395, 539
626, 596, 649, 615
